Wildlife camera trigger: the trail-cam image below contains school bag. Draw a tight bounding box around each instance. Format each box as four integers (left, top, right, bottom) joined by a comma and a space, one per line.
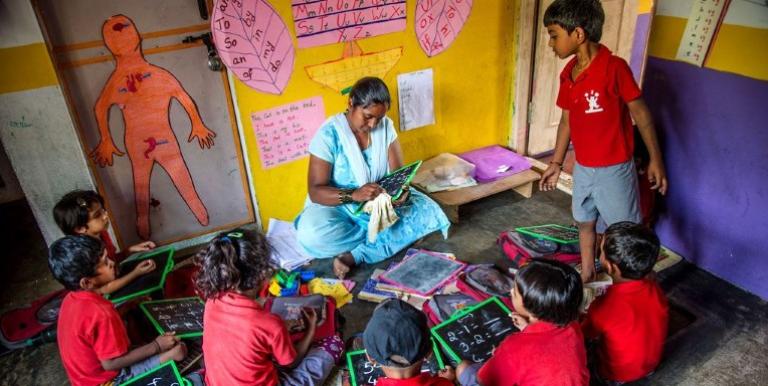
497, 230, 581, 268
423, 293, 478, 325
265, 294, 337, 342
454, 264, 515, 310
0, 289, 67, 356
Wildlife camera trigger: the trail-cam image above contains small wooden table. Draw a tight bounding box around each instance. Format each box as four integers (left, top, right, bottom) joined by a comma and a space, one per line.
423, 169, 541, 223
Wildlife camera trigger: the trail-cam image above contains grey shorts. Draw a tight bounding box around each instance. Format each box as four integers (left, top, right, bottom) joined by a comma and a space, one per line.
113, 354, 160, 385
572, 160, 641, 232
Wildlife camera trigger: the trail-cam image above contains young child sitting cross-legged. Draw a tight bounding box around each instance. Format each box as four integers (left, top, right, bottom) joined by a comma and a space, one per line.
54, 190, 156, 295
582, 222, 669, 384
48, 235, 189, 386
457, 259, 589, 386
196, 229, 344, 386
362, 299, 456, 385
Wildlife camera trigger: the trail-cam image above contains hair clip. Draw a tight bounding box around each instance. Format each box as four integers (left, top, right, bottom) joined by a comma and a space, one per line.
76, 197, 88, 207
226, 232, 243, 238
220, 236, 231, 243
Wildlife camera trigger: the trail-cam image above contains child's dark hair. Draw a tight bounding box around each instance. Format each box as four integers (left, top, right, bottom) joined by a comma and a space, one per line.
544, 0, 604, 43
515, 259, 582, 326
603, 221, 660, 280
48, 235, 105, 290
349, 77, 390, 109
194, 229, 275, 299
53, 190, 105, 235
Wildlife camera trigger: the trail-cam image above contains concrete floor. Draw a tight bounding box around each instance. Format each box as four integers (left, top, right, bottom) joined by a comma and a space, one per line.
1, 188, 767, 385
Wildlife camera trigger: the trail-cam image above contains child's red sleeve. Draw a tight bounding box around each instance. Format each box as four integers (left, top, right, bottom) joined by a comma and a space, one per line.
613, 58, 642, 103
270, 322, 298, 366
93, 308, 130, 361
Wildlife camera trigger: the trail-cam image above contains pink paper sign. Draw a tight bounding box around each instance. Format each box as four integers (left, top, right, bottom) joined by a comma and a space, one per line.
251, 97, 325, 169
292, 0, 407, 48
415, 0, 473, 57
212, 0, 295, 94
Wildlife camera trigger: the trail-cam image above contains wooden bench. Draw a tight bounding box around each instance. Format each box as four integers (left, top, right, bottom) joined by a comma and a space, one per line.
422, 169, 541, 223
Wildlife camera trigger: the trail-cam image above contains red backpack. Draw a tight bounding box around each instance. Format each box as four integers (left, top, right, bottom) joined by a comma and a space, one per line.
497, 230, 581, 268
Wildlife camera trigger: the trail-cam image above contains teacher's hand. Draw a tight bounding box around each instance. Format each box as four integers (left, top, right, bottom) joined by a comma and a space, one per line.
352, 183, 384, 202
393, 186, 410, 207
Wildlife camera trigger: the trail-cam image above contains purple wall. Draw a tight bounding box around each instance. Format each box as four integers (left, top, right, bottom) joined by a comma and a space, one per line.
643, 57, 768, 299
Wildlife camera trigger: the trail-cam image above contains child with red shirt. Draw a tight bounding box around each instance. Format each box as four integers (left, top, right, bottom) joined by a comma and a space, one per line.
582, 222, 669, 383
48, 235, 189, 386
195, 229, 344, 386
362, 299, 456, 385
54, 190, 156, 295
456, 259, 589, 386
538, 0, 668, 283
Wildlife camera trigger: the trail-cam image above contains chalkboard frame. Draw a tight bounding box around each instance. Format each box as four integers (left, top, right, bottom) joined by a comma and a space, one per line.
430, 296, 514, 363
355, 160, 422, 215
515, 224, 580, 244
120, 360, 190, 386
378, 249, 466, 296
107, 248, 175, 304
139, 296, 205, 338
346, 338, 446, 386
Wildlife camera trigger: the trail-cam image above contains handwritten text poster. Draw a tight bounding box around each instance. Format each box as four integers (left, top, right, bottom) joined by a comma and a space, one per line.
291, 0, 407, 48
397, 69, 435, 131
251, 97, 325, 169
675, 0, 731, 67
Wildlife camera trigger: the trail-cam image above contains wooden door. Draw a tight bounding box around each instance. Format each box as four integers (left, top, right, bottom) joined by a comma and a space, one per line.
35, 0, 255, 247
527, 0, 638, 156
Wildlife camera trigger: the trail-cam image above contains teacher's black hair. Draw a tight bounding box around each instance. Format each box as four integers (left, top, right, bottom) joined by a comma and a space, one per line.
194, 228, 276, 299
603, 221, 660, 280
48, 235, 105, 290
53, 190, 105, 235
515, 259, 582, 326
349, 77, 391, 109
544, 0, 605, 43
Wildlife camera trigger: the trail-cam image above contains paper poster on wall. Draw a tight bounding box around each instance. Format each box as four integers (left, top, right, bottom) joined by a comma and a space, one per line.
675, 0, 731, 67
251, 97, 325, 169
305, 41, 402, 92
397, 69, 435, 131
415, 0, 473, 57
211, 0, 295, 94
292, 0, 407, 48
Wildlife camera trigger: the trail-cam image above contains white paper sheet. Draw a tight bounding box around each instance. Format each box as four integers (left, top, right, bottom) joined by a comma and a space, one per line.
266, 218, 313, 271
397, 68, 435, 131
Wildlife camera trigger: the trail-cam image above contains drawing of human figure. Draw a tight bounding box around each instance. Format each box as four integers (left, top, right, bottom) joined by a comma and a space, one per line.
91, 15, 215, 240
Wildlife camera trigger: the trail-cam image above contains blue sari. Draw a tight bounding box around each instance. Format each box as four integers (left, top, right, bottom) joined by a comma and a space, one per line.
295, 113, 450, 264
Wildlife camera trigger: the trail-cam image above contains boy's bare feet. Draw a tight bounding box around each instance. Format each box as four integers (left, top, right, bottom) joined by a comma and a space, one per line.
333, 252, 355, 279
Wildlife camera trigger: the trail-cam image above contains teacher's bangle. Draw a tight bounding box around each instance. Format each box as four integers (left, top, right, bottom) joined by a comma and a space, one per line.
338, 189, 354, 204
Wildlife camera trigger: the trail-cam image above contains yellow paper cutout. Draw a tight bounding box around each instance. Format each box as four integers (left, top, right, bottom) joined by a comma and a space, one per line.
305, 41, 402, 92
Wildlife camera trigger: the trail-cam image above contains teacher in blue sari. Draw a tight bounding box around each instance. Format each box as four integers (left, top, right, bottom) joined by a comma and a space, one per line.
295, 77, 450, 278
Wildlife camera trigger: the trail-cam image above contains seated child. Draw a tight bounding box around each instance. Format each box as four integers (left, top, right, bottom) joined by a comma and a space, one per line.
54, 190, 156, 295
48, 235, 188, 386
362, 299, 455, 385
196, 229, 344, 386
457, 259, 589, 386
582, 222, 669, 383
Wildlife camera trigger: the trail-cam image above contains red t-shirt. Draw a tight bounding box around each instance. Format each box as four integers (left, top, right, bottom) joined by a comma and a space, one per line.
56, 291, 130, 386
582, 278, 669, 382
557, 44, 642, 167
478, 321, 589, 386
377, 373, 455, 386
203, 292, 297, 386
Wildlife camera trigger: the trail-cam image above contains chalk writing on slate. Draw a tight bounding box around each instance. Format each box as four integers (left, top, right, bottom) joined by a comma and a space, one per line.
347, 341, 444, 386
140, 297, 204, 338
109, 249, 175, 304
120, 360, 187, 386
376, 160, 421, 199
432, 297, 517, 363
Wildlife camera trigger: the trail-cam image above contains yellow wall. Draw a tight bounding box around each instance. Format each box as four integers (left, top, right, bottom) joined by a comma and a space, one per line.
234, 1, 517, 225
648, 15, 768, 81
0, 43, 59, 94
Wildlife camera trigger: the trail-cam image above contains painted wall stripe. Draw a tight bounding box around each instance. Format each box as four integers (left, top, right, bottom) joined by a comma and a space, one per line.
0, 43, 59, 94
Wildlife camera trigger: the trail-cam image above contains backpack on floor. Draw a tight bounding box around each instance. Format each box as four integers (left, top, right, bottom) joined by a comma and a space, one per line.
455, 264, 515, 310
497, 230, 581, 269
0, 288, 67, 355
423, 293, 479, 325
265, 294, 337, 342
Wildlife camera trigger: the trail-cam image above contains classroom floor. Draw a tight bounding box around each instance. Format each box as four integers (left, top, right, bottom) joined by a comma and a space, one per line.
1, 189, 767, 385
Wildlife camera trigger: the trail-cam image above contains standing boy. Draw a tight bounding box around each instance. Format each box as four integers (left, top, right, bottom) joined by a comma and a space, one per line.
539, 0, 668, 282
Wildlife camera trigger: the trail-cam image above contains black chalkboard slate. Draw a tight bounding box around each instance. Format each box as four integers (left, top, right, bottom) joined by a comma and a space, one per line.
346, 338, 445, 386
140, 297, 204, 338
108, 248, 175, 304
355, 160, 422, 214
431, 297, 517, 363
515, 224, 579, 244
120, 360, 189, 386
